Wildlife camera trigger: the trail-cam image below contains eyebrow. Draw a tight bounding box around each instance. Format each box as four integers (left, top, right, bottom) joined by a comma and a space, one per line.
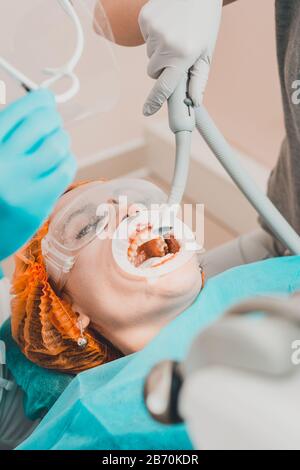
60, 203, 96, 237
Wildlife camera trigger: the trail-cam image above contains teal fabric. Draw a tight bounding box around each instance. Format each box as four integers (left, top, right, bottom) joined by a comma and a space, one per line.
18, 256, 300, 450
0, 320, 73, 420
0, 265, 3, 279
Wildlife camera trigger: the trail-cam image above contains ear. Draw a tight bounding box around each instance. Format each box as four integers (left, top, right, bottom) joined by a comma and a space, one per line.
61, 291, 91, 329
73, 305, 91, 330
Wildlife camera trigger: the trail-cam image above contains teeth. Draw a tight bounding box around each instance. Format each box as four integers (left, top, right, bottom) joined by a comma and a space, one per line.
128, 225, 163, 263
137, 229, 158, 246
113, 209, 201, 279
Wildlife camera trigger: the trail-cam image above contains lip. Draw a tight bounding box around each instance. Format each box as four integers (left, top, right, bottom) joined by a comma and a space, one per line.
112, 210, 202, 280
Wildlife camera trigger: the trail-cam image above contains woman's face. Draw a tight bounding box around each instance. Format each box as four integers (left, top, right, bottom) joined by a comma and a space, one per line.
50, 182, 203, 354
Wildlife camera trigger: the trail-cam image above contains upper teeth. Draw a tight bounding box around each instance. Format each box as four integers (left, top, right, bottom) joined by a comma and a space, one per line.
129, 226, 157, 250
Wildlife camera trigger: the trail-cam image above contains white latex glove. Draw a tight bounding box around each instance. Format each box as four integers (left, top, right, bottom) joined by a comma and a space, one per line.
139, 0, 223, 116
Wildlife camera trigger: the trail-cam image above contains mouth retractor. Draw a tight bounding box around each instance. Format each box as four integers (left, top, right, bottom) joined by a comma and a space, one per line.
112, 209, 201, 280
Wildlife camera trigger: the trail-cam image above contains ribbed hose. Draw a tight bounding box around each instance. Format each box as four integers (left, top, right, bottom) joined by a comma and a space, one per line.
195, 106, 300, 255
168, 131, 192, 206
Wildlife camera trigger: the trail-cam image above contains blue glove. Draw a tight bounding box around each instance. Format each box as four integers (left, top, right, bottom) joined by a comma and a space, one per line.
0, 89, 77, 262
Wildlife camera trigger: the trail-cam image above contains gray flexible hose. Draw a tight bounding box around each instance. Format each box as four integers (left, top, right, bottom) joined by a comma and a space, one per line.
167, 75, 195, 208
195, 106, 300, 255
168, 131, 192, 206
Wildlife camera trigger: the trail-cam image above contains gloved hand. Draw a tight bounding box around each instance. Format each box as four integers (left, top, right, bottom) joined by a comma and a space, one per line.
0, 89, 77, 262
139, 0, 223, 116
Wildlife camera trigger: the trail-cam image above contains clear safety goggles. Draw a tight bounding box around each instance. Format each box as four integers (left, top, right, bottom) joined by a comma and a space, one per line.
42, 179, 167, 291
0, 0, 120, 122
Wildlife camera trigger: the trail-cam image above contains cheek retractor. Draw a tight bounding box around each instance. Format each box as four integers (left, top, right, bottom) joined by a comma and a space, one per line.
112, 210, 201, 280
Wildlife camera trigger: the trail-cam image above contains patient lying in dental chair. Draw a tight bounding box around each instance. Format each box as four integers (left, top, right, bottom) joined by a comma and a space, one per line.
0, 178, 203, 448
11, 178, 203, 372
16, 253, 300, 450
1, 178, 296, 450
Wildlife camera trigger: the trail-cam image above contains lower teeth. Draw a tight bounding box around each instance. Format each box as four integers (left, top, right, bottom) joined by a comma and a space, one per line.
129, 235, 180, 269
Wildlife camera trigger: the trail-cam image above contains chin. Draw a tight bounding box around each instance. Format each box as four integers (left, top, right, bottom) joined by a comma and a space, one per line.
152, 258, 203, 299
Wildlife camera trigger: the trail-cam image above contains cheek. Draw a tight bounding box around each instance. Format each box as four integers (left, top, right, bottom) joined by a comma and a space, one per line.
65, 239, 142, 325
65, 241, 107, 310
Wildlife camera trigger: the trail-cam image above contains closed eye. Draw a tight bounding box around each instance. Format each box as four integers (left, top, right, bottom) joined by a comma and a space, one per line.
76, 216, 106, 240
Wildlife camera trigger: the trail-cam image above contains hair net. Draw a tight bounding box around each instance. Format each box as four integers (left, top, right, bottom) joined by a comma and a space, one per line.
11, 181, 122, 374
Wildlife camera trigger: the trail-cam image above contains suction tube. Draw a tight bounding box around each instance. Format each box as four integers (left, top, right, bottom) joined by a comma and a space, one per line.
168, 131, 192, 206
168, 76, 195, 207
195, 105, 300, 255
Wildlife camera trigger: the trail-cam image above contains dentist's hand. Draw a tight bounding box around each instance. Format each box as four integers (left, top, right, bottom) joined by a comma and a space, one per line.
139, 0, 223, 116
0, 89, 77, 262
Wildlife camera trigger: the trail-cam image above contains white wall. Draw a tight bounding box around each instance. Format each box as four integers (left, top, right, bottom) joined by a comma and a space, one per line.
206, 0, 284, 168
68, 44, 152, 159
0, 0, 284, 168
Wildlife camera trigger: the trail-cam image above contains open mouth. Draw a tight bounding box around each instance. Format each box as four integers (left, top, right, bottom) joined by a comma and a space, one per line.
112, 209, 201, 279
127, 224, 181, 268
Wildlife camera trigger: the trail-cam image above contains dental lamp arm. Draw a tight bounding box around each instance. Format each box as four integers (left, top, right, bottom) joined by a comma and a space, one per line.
195, 106, 300, 256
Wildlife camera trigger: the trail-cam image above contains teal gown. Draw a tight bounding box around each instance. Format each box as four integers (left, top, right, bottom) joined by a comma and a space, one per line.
15, 256, 300, 450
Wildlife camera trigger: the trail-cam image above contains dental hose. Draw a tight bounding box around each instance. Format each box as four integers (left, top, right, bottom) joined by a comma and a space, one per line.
168, 131, 192, 206
167, 76, 195, 207
167, 74, 300, 254
194, 106, 300, 255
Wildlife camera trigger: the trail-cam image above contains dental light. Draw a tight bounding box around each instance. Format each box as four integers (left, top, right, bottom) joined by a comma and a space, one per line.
0, 0, 84, 103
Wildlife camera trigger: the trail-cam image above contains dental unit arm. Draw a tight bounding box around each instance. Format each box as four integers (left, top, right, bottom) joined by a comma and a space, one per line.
168, 76, 300, 255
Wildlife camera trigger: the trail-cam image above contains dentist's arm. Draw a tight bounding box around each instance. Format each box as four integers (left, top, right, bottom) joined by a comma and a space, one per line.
100, 0, 238, 116
100, 0, 238, 47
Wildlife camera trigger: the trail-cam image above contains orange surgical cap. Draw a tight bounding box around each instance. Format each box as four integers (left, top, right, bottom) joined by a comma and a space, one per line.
11, 181, 122, 374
